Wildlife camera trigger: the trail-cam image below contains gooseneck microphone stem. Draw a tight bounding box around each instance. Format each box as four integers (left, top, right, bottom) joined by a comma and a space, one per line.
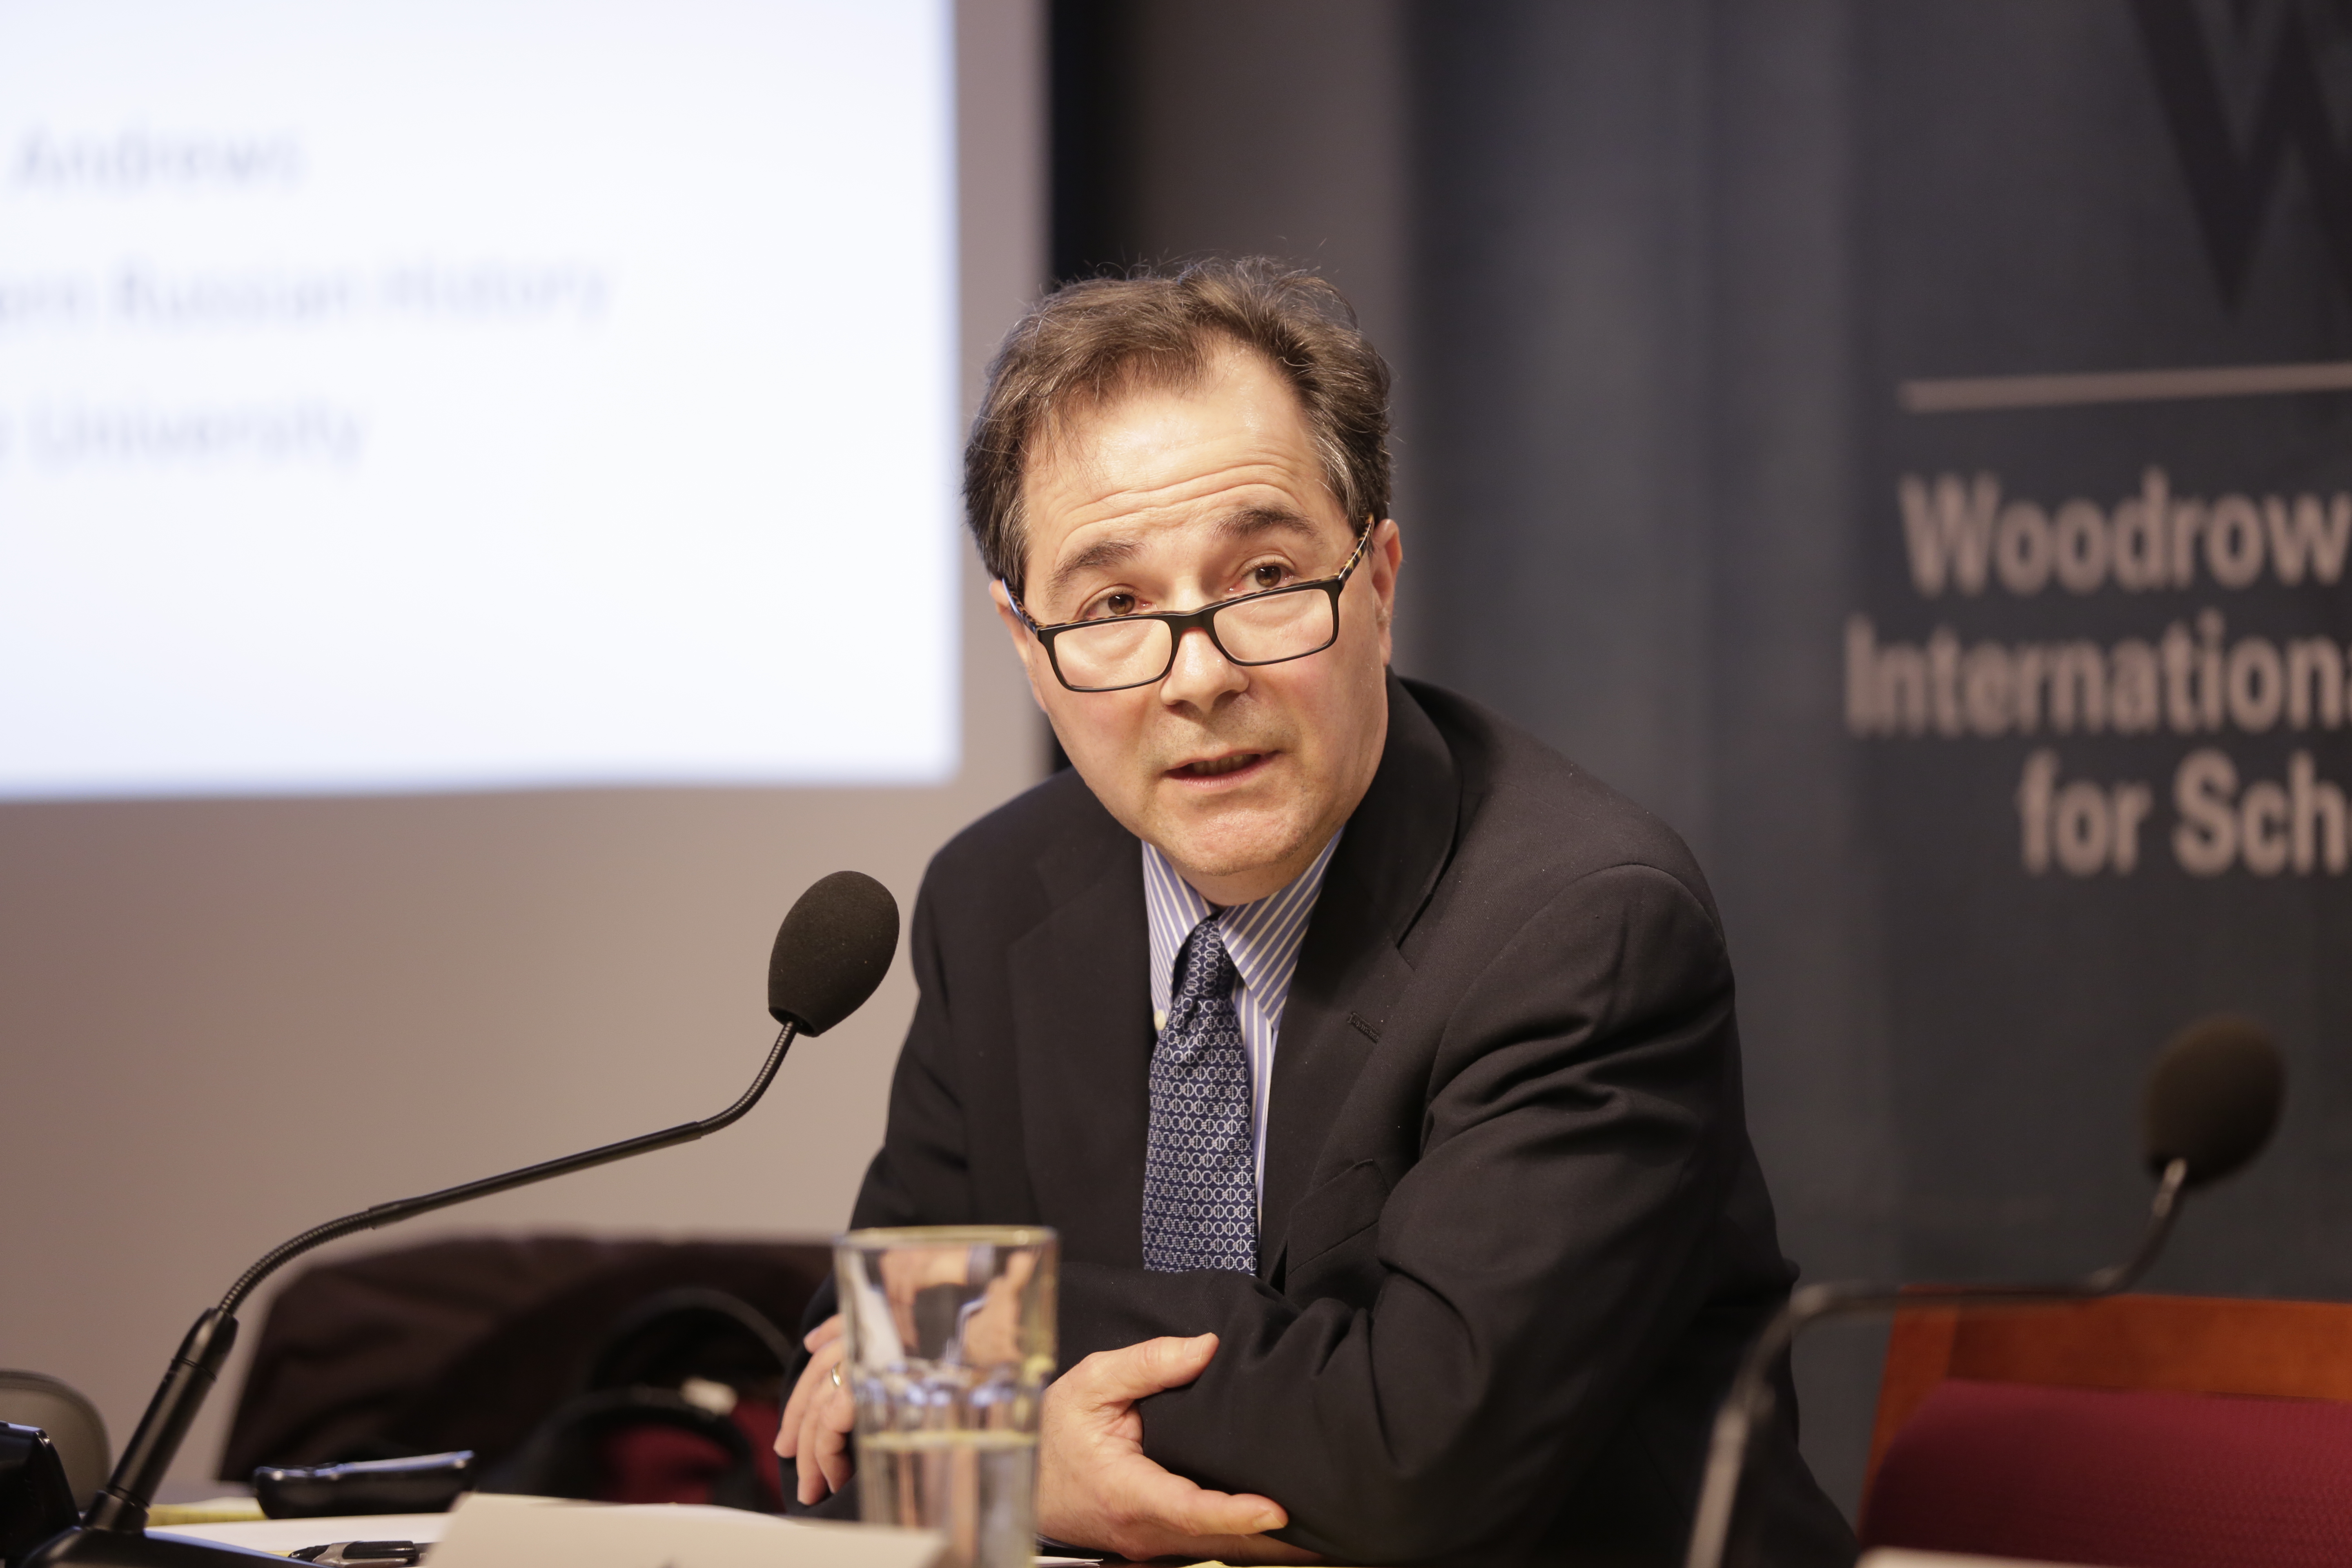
80, 1022, 798, 1538
1682, 1157, 2189, 1568
218, 1022, 797, 1316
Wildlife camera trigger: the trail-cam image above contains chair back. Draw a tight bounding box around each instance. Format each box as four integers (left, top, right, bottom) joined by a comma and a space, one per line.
1862, 1294, 2352, 1568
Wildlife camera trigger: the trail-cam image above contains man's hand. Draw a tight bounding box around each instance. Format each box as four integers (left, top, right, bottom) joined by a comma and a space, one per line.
773, 1314, 854, 1506
1038, 1334, 1318, 1565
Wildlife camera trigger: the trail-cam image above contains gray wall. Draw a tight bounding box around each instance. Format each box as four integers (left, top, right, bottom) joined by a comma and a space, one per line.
0, 0, 1046, 1489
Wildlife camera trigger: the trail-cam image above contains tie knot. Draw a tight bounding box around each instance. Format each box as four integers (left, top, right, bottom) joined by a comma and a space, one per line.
1175, 915, 1237, 1002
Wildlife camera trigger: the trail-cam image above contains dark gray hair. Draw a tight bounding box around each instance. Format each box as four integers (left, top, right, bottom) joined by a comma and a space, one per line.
964, 257, 1392, 598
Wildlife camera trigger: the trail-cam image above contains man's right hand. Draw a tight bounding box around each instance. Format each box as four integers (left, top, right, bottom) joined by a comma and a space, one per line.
1038, 1334, 1319, 1565
774, 1314, 854, 1506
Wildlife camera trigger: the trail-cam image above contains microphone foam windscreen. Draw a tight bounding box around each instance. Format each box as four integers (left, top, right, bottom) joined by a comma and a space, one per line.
2141, 1014, 2285, 1189
767, 871, 900, 1036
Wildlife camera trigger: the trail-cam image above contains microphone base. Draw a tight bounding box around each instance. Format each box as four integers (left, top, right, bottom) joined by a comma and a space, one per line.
22, 1529, 289, 1568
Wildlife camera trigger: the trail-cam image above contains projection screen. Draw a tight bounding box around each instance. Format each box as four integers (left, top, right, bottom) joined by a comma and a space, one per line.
0, 0, 959, 797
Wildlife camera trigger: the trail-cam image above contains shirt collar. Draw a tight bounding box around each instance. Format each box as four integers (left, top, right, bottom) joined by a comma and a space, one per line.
1142, 831, 1343, 1022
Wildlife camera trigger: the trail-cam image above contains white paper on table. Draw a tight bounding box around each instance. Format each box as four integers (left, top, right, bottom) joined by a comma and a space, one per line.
428, 1494, 945, 1568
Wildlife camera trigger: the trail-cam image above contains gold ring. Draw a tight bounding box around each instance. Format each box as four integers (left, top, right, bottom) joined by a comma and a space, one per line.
830, 1364, 843, 1389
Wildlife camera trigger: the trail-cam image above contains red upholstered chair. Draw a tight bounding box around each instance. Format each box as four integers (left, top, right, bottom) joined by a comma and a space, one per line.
1860, 1294, 2352, 1568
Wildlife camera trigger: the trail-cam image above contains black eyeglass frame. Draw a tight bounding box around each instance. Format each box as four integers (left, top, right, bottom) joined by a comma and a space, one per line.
1005, 523, 1376, 693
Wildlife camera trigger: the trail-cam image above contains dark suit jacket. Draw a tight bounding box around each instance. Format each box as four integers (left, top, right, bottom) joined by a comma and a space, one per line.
830, 676, 1855, 1567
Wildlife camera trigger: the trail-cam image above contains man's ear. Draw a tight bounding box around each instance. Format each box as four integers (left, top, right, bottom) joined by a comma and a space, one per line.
1368, 517, 1403, 649
988, 579, 1027, 648
989, 581, 1053, 714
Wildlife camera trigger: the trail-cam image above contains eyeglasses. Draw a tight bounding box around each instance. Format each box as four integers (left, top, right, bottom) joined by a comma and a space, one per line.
1006, 525, 1373, 693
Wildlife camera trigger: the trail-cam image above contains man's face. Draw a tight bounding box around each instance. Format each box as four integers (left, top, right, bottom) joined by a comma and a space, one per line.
991, 345, 1403, 906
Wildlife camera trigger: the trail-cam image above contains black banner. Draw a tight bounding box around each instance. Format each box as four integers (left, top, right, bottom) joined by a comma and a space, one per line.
1855, 0, 2352, 1286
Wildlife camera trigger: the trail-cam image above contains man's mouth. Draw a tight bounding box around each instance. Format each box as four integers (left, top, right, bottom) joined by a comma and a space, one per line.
1172, 751, 1269, 780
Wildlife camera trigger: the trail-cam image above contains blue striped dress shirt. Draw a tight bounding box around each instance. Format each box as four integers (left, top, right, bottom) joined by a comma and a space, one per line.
1141, 831, 1342, 1202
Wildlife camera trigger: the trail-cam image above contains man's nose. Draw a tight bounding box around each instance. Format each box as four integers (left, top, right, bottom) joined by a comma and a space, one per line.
1159, 623, 1246, 708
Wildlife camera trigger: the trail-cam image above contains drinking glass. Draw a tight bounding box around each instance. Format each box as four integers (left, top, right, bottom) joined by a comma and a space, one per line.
834, 1226, 1058, 1568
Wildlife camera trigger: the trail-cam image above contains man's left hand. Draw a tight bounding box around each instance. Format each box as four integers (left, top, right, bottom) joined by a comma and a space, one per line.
1038, 1333, 1319, 1565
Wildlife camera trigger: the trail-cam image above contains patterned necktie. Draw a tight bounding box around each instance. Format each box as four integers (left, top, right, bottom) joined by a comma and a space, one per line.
1143, 915, 1258, 1273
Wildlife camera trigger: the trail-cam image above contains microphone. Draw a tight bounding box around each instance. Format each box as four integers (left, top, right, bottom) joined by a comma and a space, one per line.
20, 871, 900, 1568
766, 871, 900, 1037
1683, 1016, 2287, 1568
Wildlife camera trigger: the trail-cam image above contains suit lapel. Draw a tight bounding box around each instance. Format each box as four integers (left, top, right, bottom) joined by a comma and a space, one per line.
1258, 676, 1460, 1280
1011, 806, 1154, 1269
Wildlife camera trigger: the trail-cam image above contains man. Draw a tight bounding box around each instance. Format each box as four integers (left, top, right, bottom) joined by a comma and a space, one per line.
777, 259, 1855, 1566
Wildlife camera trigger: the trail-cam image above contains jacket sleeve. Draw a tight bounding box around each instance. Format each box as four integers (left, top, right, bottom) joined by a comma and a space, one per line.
1059, 863, 1749, 1564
